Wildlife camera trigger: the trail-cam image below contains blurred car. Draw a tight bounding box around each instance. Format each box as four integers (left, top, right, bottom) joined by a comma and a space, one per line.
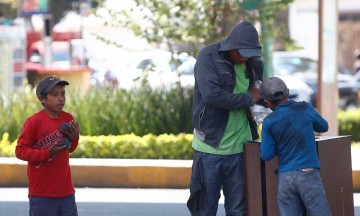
27, 39, 87, 69
25, 39, 90, 88
273, 51, 359, 109
123, 50, 314, 103
27, 41, 71, 69
114, 50, 196, 90
92, 49, 314, 104
87, 56, 120, 88
276, 75, 314, 103
116, 50, 312, 103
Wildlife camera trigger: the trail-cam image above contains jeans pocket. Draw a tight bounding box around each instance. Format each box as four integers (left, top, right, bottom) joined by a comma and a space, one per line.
277, 182, 289, 202
299, 169, 320, 182
298, 170, 326, 202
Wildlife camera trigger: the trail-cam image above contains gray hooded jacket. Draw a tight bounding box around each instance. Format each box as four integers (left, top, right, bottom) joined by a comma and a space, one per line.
192, 21, 263, 148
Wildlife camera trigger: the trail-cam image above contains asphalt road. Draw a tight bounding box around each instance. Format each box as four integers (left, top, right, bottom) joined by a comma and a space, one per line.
0, 188, 225, 216
1, 188, 360, 216
0, 202, 200, 216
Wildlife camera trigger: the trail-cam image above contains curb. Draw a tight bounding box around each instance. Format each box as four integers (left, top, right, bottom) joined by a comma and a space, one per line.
70, 159, 193, 188
1, 157, 360, 190
0, 158, 192, 188
352, 149, 360, 191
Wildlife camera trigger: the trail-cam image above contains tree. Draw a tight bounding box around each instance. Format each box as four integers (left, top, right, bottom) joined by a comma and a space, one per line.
0, 0, 88, 24
98, 0, 296, 56
49, 0, 102, 24
0, 0, 18, 19
48, 0, 77, 24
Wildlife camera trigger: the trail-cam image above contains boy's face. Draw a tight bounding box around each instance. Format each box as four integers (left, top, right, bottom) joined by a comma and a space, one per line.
39, 85, 66, 118
264, 100, 276, 111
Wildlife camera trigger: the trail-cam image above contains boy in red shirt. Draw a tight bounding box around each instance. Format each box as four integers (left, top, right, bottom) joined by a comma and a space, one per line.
16, 76, 80, 216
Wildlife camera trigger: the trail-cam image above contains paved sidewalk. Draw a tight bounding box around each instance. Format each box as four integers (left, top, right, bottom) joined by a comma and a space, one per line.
0, 187, 199, 203
352, 148, 360, 170
0, 188, 359, 216
0, 187, 224, 216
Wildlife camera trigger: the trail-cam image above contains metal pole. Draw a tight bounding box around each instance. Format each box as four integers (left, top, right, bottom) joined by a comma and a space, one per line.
318, 0, 339, 136
318, 0, 323, 113
43, 15, 52, 67
262, 0, 273, 79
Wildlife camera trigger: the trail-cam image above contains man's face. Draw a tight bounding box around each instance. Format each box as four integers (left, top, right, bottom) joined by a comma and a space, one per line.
228, 49, 248, 64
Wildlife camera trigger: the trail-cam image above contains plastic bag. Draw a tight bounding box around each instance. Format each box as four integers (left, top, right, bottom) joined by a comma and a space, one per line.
250, 105, 272, 124
250, 80, 272, 124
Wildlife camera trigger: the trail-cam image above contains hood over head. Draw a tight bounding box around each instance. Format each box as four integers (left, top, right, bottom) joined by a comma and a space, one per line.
219, 21, 261, 58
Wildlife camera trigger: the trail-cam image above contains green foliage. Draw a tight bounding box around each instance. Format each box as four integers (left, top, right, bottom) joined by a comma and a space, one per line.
48, 0, 79, 24
0, 84, 359, 159
338, 109, 360, 142
0, 85, 193, 141
0, 85, 42, 141
0, 1, 17, 19
0, 133, 194, 159
69, 85, 193, 136
0, 133, 16, 157
97, 0, 295, 56
2, 130, 359, 159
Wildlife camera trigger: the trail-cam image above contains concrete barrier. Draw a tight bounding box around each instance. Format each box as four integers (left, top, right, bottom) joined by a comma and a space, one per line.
1, 156, 360, 190
352, 148, 360, 191
0, 157, 192, 188
70, 159, 193, 188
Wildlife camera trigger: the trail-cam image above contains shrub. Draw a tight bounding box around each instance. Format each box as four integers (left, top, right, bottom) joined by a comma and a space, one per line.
338, 109, 360, 142
0, 86, 42, 141
1, 85, 193, 141
0, 133, 16, 157
0, 133, 194, 159
2, 132, 359, 159
0, 84, 359, 146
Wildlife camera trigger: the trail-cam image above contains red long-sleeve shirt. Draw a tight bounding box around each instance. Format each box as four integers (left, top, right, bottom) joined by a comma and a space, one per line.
16, 109, 79, 197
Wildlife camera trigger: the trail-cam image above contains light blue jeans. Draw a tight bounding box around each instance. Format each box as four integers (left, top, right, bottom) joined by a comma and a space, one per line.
277, 169, 331, 216
191, 151, 246, 216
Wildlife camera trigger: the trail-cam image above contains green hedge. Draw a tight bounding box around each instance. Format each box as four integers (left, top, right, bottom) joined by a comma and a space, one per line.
73, 133, 194, 159
0, 85, 193, 141
2, 132, 359, 159
0, 133, 194, 159
0, 84, 359, 156
338, 109, 360, 142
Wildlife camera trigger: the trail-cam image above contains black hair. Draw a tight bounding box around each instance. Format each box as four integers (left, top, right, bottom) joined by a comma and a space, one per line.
269, 98, 282, 104
40, 92, 48, 99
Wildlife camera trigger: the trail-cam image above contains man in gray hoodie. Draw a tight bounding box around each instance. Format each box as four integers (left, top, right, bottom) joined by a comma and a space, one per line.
187, 21, 262, 216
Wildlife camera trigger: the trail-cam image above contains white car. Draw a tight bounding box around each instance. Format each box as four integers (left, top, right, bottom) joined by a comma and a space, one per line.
94, 49, 314, 104
277, 75, 314, 103
172, 56, 314, 103
115, 50, 196, 90
273, 51, 359, 109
